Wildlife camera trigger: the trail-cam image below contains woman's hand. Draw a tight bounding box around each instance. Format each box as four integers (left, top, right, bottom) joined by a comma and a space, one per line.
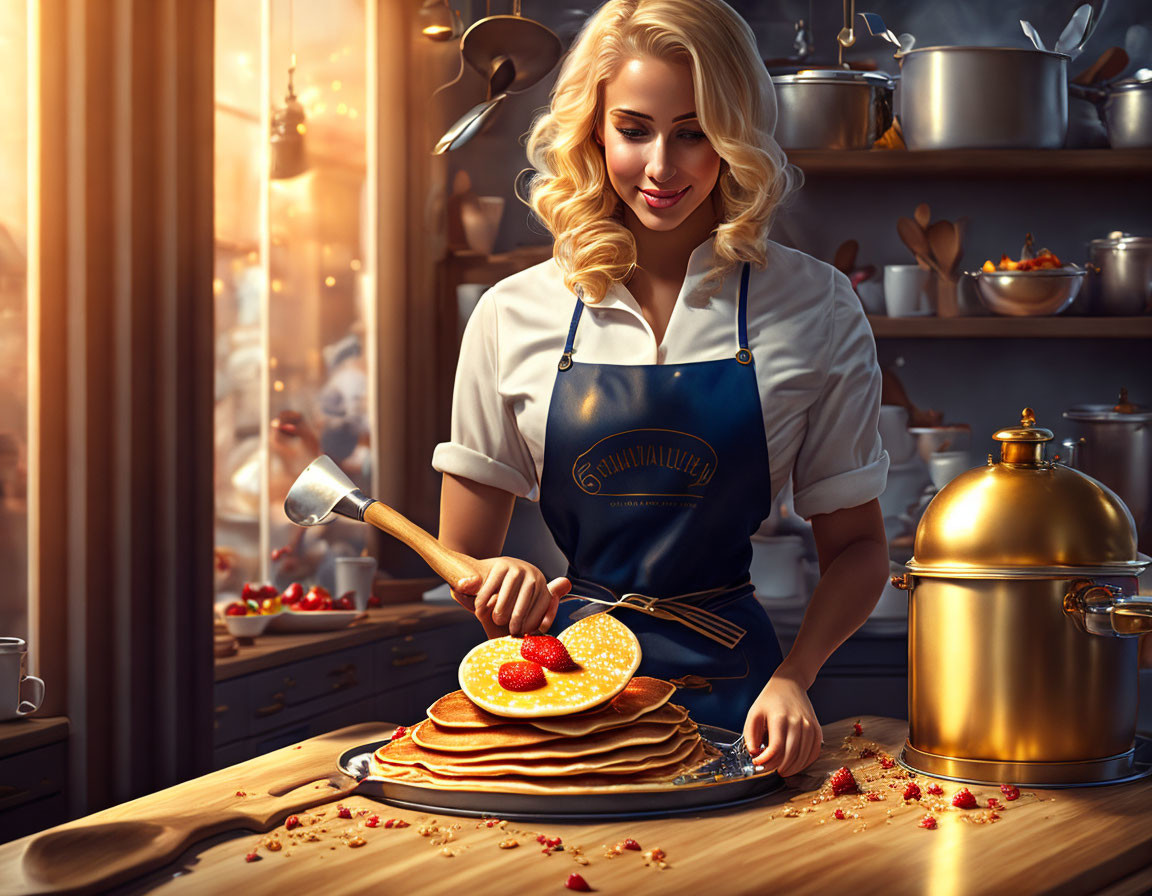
743, 669, 822, 777
453, 557, 571, 637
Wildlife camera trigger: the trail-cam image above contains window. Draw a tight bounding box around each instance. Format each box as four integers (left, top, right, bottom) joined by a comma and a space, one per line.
0, 0, 30, 643
214, 0, 375, 604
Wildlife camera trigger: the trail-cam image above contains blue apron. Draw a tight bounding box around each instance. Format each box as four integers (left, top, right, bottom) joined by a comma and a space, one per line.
539, 263, 783, 733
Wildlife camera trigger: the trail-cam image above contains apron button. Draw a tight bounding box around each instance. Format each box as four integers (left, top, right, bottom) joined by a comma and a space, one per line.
558, 353, 572, 371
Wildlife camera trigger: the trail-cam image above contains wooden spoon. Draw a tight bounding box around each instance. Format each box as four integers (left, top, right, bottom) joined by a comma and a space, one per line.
926, 220, 961, 277
832, 239, 858, 275
914, 203, 931, 230
896, 217, 947, 279
1072, 46, 1128, 85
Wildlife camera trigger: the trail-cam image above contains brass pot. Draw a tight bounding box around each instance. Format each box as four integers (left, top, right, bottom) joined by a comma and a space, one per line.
894, 408, 1152, 786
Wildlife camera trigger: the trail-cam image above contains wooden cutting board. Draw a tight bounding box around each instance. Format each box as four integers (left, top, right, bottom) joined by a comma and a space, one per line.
0, 721, 389, 895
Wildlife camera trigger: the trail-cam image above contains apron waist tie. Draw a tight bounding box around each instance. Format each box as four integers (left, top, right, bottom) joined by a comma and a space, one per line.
562, 581, 751, 649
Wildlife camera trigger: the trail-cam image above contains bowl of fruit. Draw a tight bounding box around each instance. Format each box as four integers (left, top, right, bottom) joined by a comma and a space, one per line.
971, 246, 1086, 317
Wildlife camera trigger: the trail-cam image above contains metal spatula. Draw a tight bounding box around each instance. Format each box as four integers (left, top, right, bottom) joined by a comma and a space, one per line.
284, 455, 482, 591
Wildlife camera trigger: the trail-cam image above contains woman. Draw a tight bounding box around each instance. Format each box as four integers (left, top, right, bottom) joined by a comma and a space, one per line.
434, 0, 889, 777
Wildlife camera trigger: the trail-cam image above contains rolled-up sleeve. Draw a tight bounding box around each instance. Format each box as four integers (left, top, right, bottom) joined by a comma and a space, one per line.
791, 271, 889, 519
431, 292, 538, 499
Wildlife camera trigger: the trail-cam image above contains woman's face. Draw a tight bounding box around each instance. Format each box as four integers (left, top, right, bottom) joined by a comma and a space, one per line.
599, 55, 722, 233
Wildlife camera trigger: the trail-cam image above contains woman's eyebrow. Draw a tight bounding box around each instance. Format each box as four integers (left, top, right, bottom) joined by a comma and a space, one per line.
610, 108, 699, 122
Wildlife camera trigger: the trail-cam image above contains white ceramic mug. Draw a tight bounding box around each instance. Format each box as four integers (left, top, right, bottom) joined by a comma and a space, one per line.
884, 264, 932, 317
0, 638, 45, 720
335, 556, 377, 613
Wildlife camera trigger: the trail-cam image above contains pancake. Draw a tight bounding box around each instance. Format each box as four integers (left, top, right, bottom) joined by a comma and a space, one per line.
413, 700, 688, 753
458, 613, 641, 718
376, 726, 699, 778
369, 741, 719, 793
389, 714, 691, 766
426, 676, 675, 735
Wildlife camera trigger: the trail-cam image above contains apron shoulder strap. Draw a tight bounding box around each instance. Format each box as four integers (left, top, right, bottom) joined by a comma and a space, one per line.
558, 296, 584, 371
736, 262, 753, 365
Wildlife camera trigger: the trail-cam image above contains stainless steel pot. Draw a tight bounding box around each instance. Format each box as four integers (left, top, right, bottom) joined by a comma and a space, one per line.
771, 70, 893, 150
1085, 232, 1152, 315
895, 408, 1152, 786
899, 47, 1068, 149
1064, 390, 1152, 555
1103, 79, 1152, 148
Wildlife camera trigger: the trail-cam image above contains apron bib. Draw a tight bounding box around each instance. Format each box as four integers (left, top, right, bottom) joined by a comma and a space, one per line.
538, 263, 783, 732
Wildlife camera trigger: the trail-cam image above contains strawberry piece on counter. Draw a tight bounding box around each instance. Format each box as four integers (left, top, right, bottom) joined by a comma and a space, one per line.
520, 635, 577, 672
829, 766, 858, 796
852, 721, 863, 736
951, 788, 978, 809
1000, 784, 1021, 801
903, 782, 922, 801
498, 660, 547, 691
565, 872, 592, 892
926, 783, 943, 796
919, 815, 938, 830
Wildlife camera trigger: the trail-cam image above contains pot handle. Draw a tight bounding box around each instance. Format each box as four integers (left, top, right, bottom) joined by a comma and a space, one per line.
1063, 578, 1152, 636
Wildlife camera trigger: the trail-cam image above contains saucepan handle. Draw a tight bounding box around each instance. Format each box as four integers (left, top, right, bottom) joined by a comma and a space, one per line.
1063, 578, 1152, 636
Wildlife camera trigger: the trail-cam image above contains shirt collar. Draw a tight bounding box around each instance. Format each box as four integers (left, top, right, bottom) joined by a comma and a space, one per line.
586, 235, 720, 313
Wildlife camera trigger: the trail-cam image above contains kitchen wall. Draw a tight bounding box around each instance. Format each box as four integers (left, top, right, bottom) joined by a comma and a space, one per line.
440, 0, 1152, 463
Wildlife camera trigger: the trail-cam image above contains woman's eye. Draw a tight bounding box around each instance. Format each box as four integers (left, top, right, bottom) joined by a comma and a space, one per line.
679, 130, 707, 142
615, 127, 646, 140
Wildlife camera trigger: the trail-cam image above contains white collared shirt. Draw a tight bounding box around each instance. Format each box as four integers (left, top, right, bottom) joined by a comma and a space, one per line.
433, 238, 889, 520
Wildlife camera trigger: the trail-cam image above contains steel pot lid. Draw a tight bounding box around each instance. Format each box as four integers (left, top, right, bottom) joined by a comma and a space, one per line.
772, 70, 893, 87
1087, 231, 1152, 249
907, 407, 1144, 578
1065, 388, 1152, 423
1109, 78, 1152, 93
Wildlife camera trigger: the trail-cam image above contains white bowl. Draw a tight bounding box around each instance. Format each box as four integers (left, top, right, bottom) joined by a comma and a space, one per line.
223, 614, 272, 638
928, 451, 971, 490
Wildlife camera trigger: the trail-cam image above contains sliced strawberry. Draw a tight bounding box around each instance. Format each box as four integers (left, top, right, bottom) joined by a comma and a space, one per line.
926, 783, 943, 796
520, 635, 577, 672
951, 788, 978, 809
565, 873, 592, 892
498, 660, 546, 692
903, 782, 922, 801
1000, 783, 1020, 801
852, 722, 863, 736
919, 815, 937, 830
829, 766, 858, 796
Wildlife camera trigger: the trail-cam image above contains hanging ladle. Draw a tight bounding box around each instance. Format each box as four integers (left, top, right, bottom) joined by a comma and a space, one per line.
284, 455, 482, 591
857, 12, 915, 57
434, 54, 517, 154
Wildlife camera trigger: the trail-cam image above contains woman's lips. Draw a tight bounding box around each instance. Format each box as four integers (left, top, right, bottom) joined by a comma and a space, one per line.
639, 187, 689, 209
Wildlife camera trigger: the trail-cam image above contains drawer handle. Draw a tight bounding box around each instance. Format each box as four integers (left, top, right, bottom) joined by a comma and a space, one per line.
255, 693, 286, 717
391, 652, 428, 668
330, 664, 359, 692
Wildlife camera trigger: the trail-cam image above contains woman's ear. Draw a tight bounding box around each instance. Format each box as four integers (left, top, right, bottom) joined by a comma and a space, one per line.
593, 123, 604, 146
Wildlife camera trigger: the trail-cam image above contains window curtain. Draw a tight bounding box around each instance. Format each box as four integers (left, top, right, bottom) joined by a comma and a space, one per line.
32, 0, 215, 814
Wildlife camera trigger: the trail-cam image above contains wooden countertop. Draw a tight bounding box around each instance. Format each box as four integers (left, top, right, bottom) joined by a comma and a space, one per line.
215, 603, 478, 681
0, 717, 69, 760
2, 716, 1149, 895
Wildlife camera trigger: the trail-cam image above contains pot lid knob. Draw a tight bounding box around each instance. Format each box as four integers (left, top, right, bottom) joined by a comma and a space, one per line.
1113, 387, 1137, 414
993, 407, 1053, 465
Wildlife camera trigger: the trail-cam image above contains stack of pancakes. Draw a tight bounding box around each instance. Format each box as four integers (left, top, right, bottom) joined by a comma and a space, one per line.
370, 677, 719, 793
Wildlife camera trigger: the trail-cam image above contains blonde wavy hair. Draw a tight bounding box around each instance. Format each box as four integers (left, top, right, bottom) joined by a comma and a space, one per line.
525, 0, 800, 303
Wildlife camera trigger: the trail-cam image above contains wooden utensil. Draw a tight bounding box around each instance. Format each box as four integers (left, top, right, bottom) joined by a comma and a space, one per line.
925, 220, 961, 317
1071, 46, 1128, 85
0, 723, 391, 895
913, 203, 931, 230
896, 217, 948, 279
832, 239, 858, 275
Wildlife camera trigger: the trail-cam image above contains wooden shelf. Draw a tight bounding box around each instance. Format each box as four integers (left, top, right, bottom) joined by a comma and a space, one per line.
868, 314, 1152, 338
789, 148, 1152, 177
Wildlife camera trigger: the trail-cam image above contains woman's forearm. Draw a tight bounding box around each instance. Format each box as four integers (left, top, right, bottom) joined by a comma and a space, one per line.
776, 499, 889, 689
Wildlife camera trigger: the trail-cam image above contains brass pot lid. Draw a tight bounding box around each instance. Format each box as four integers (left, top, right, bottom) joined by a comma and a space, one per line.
908, 407, 1145, 577
460, 15, 563, 95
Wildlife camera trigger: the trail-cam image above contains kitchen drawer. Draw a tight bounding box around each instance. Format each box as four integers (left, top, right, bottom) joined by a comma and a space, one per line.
245, 697, 377, 763
373, 621, 482, 691
0, 741, 68, 843
246, 645, 374, 737
213, 676, 250, 747
376, 670, 462, 726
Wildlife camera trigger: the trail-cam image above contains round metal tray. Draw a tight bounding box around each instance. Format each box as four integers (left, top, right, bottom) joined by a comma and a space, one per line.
338, 725, 784, 821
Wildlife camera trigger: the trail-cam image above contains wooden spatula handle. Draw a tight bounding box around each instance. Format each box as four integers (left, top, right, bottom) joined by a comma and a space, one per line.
362, 501, 483, 589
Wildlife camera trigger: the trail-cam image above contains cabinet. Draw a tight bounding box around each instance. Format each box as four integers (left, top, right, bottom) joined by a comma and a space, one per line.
0, 719, 69, 845
212, 607, 483, 768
